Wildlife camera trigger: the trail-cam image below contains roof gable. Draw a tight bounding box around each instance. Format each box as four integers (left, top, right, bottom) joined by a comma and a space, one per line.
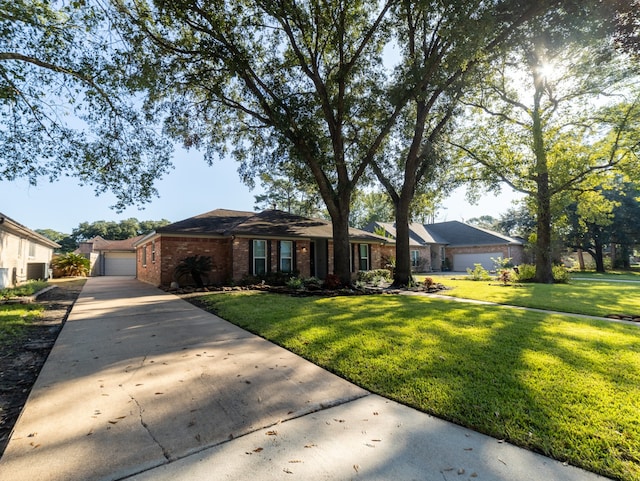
0, 212, 60, 249
86, 235, 147, 251
424, 221, 522, 246
158, 209, 256, 236
362, 220, 521, 247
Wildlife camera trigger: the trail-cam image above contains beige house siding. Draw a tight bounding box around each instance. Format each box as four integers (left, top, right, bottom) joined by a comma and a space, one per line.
0, 220, 57, 288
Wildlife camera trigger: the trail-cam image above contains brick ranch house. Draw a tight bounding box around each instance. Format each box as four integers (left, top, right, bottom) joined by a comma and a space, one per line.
365, 220, 525, 272
134, 209, 392, 287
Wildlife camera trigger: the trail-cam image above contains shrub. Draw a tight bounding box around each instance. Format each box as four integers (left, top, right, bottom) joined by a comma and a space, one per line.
552, 265, 571, 284
498, 269, 513, 285
514, 264, 536, 282
466, 263, 491, 281
423, 277, 435, 288
303, 277, 322, 290
239, 274, 261, 286
286, 276, 304, 290
322, 274, 343, 290
174, 255, 212, 288
491, 256, 513, 270
52, 253, 90, 277
357, 269, 392, 285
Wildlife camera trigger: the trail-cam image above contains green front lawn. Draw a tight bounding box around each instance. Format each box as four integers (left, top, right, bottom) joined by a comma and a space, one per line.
417, 276, 639, 318
196, 291, 640, 481
569, 271, 640, 282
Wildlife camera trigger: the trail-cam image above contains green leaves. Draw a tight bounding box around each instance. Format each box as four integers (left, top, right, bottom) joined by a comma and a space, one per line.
0, 0, 173, 209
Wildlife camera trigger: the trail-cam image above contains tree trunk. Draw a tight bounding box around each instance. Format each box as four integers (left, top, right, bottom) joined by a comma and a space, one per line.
393, 195, 413, 287
577, 248, 586, 271
330, 203, 353, 287
531, 66, 554, 284
534, 172, 554, 283
594, 239, 605, 273
610, 242, 617, 268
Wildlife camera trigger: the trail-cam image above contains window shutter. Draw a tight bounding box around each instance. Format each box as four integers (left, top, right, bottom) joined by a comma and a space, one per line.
292, 241, 297, 271
248, 239, 253, 273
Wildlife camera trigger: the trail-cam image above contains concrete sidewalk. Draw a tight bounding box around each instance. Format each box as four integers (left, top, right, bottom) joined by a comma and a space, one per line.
0, 277, 610, 481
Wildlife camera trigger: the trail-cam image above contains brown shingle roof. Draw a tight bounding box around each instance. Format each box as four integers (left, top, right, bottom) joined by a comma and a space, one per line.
157, 209, 256, 236
158, 209, 389, 243
82, 235, 147, 252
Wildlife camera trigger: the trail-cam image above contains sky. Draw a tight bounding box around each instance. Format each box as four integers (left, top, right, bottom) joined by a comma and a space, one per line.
0, 147, 523, 234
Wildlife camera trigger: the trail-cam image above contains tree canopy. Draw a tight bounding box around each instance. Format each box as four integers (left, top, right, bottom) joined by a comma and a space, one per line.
71, 218, 170, 242
112, 0, 415, 284
451, 29, 640, 281
1, 0, 172, 209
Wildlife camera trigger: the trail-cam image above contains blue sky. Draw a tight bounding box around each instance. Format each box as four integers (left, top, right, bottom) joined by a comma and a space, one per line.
0, 147, 522, 234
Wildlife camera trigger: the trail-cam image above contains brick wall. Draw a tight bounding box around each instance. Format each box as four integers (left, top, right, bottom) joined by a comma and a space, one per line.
138, 234, 399, 287
137, 236, 233, 287
136, 238, 162, 285
233, 238, 312, 280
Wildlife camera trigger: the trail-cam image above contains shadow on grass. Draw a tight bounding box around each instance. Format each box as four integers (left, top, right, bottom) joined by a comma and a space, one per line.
194, 291, 640, 481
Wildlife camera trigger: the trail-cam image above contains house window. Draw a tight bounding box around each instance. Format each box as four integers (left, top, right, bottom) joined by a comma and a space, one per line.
28, 242, 36, 258
253, 240, 267, 275
18, 238, 23, 258
411, 250, 420, 267
280, 241, 293, 273
142, 246, 147, 267
151, 241, 156, 263
359, 244, 369, 271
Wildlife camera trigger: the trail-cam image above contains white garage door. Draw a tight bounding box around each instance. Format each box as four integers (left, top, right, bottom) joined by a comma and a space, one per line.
104, 252, 136, 276
453, 253, 495, 272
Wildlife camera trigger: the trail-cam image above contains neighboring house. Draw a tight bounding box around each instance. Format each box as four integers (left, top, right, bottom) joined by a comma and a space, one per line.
0, 213, 59, 289
76, 235, 145, 276
366, 220, 524, 272
134, 209, 392, 287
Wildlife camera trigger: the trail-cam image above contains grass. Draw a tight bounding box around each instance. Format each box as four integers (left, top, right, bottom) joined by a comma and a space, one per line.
196, 291, 640, 481
0, 304, 44, 348
569, 270, 640, 282
0, 280, 49, 300
416, 275, 639, 318
0, 280, 50, 347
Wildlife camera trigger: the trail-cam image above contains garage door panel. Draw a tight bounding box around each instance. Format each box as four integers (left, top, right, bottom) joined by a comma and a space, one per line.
453, 253, 495, 272
104, 252, 136, 276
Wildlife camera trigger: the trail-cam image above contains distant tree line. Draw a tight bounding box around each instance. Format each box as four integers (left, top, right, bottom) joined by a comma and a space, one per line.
36, 218, 170, 253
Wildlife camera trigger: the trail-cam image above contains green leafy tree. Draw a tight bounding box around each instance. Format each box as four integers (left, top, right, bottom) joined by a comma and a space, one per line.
254, 172, 326, 219
113, 0, 403, 285
608, 183, 640, 268
451, 34, 640, 282
349, 190, 394, 229
1, 0, 172, 209
367, 1, 607, 286
565, 182, 640, 271
71, 218, 170, 242
496, 206, 537, 239
36, 229, 76, 253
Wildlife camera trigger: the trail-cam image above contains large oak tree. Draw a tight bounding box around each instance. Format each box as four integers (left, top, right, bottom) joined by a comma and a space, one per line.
451, 39, 639, 282
114, 0, 405, 285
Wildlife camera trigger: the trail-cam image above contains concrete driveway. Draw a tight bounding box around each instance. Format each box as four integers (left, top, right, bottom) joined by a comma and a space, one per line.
0, 277, 609, 481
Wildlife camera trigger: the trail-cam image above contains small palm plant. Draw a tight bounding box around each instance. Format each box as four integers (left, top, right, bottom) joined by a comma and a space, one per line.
52, 253, 90, 277
174, 255, 212, 288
